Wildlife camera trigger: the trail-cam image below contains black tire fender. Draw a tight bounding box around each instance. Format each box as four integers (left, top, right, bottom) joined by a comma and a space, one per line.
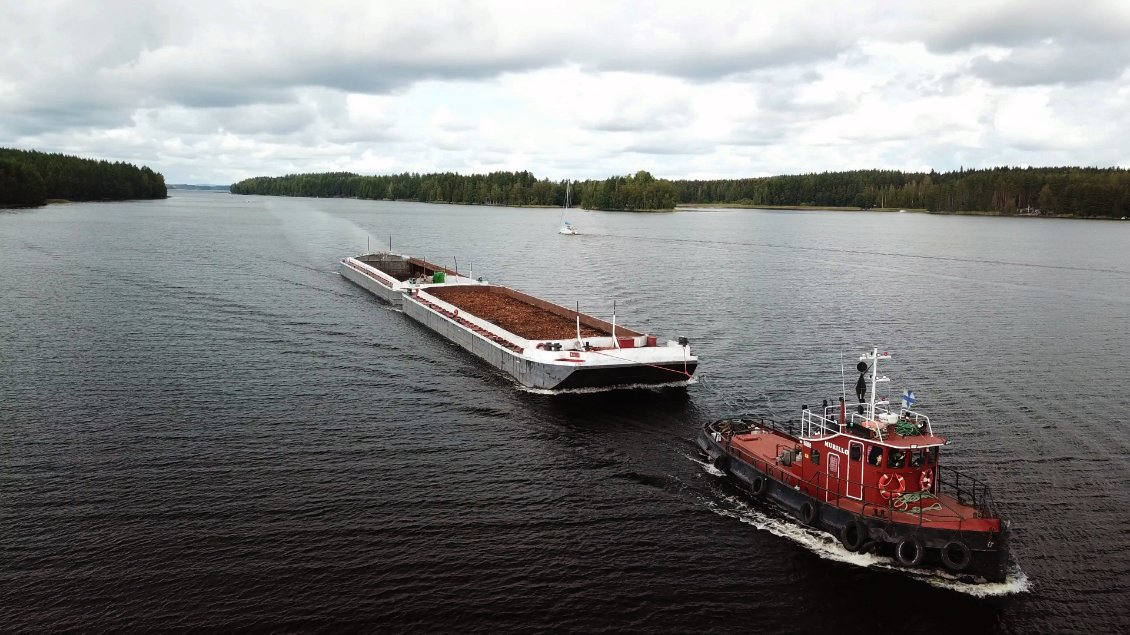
940, 540, 973, 572
712, 455, 730, 473
839, 521, 868, 552
895, 537, 925, 567
800, 501, 819, 526
751, 475, 769, 497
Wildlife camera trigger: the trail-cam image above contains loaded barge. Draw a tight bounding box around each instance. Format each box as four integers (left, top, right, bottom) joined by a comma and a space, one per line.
698, 348, 1011, 582
340, 252, 697, 390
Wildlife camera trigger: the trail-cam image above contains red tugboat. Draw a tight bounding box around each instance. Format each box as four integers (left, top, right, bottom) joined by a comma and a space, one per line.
698, 348, 1011, 582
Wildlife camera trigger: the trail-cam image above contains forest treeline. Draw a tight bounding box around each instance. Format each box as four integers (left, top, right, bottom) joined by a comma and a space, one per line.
674, 167, 1130, 218
231, 166, 1129, 217
0, 148, 167, 207
231, 170, 678, 210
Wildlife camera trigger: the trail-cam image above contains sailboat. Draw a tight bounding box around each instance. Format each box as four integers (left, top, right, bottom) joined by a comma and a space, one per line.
559, 181, 579, 235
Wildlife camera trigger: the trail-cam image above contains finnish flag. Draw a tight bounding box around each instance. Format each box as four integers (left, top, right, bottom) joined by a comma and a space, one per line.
901, 390, 917, 408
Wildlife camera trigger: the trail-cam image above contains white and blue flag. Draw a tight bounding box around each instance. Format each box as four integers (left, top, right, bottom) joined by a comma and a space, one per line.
901, 390, 917, 408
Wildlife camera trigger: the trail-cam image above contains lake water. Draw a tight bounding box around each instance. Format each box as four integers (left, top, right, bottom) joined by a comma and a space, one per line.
2, 192, 1128, 632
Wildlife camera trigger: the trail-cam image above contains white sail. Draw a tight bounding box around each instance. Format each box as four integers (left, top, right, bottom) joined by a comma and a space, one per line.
559, 181, 578, 235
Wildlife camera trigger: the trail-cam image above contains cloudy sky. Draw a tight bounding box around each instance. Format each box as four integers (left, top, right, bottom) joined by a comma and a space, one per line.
3, 1, 1129, 184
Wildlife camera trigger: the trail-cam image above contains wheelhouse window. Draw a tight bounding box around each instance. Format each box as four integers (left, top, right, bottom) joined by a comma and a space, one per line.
867, 445, 883, 466
909, 449, 924, 468
927, 447, 939, 465
810, 447, 821, 465
887, 449, 906, 469
850, 445, 862, 461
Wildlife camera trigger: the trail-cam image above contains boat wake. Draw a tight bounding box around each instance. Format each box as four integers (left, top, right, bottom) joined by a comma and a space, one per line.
685, 452, 726, 476
689, 456, 1030, 597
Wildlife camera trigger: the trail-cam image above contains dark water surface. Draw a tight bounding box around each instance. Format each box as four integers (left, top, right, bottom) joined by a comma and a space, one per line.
2, 192, 1128, 632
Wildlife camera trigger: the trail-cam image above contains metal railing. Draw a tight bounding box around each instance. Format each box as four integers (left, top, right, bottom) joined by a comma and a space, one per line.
934, 464, 1000, 520
800, 405, 933, 442
715, 416, 799, 439
801, 409, 840, 438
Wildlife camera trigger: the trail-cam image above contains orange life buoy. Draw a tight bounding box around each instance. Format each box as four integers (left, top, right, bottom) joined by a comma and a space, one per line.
878, 473, 906, 499
919, 469, 933, 491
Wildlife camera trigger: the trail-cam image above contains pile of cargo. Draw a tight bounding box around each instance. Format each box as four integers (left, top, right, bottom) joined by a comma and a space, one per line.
428, 286, 608, 340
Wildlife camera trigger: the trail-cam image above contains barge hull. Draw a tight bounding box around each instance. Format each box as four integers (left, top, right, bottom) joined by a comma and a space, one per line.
403, 295, 694, 390
553, 362, 697, 389
403, 295, 569, 389
339, 259, 403, 305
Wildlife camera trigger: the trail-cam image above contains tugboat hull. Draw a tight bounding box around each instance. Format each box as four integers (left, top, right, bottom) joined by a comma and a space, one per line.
697, 424, 1010, 583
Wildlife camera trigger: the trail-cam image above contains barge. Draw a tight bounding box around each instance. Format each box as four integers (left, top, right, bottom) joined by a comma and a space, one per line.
340, 252, 697, 390
698, 348, 1011, 582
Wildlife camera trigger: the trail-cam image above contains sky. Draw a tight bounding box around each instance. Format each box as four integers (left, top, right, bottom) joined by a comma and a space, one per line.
2, 0, 1129, 184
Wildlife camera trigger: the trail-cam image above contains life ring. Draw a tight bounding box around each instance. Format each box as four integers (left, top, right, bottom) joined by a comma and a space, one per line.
878, 473, 906, 499
839, 521, 868, 552
751, 475, 769, 497
919, 469, 934, 492
895, 537, 925, 566
940, 540, 973, 572
800, 501, 819, 526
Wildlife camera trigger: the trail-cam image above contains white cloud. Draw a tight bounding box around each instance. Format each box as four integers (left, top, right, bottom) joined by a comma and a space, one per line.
1, 0, 1128, 183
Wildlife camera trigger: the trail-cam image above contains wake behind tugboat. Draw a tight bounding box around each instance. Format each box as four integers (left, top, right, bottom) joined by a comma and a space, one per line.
697, 348, 1014, 584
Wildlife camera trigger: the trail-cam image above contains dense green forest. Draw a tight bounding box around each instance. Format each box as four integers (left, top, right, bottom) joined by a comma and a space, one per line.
231, 166, 1129, 218
231, 170, 678, 210
0, 148, 167, 207
674, 167, 1130, 218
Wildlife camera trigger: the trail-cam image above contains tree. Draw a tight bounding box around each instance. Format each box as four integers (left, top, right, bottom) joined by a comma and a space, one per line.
0, 159, 47, 206
0, 148, 166, 206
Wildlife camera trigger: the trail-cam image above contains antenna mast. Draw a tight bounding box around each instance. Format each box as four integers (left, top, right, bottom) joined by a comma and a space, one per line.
870, 347, 879, 418
575, 301, 582, 344
612, 300, 619, 349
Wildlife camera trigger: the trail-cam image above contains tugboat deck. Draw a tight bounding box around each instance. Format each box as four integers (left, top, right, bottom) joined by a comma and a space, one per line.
839, 491, 991, 526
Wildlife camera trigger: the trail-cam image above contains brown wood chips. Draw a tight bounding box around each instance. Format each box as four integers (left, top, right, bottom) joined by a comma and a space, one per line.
428, 286, 609, 340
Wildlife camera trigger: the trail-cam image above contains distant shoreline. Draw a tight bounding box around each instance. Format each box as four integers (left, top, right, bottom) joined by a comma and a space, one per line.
207, 190, 1127, 219
168, 184, 232, 191
675, 203, 1126, 220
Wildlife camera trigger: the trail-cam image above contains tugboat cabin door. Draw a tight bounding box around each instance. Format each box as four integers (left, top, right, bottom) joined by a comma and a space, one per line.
847, 440, 864, 499
826, 452, 841, 503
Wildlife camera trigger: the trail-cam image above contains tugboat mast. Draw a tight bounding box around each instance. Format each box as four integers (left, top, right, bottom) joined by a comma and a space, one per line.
863, 347, 890, 419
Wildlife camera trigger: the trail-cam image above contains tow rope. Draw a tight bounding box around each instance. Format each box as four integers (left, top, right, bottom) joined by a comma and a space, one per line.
588, 349, 694, 379
892, 490, 945, 514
